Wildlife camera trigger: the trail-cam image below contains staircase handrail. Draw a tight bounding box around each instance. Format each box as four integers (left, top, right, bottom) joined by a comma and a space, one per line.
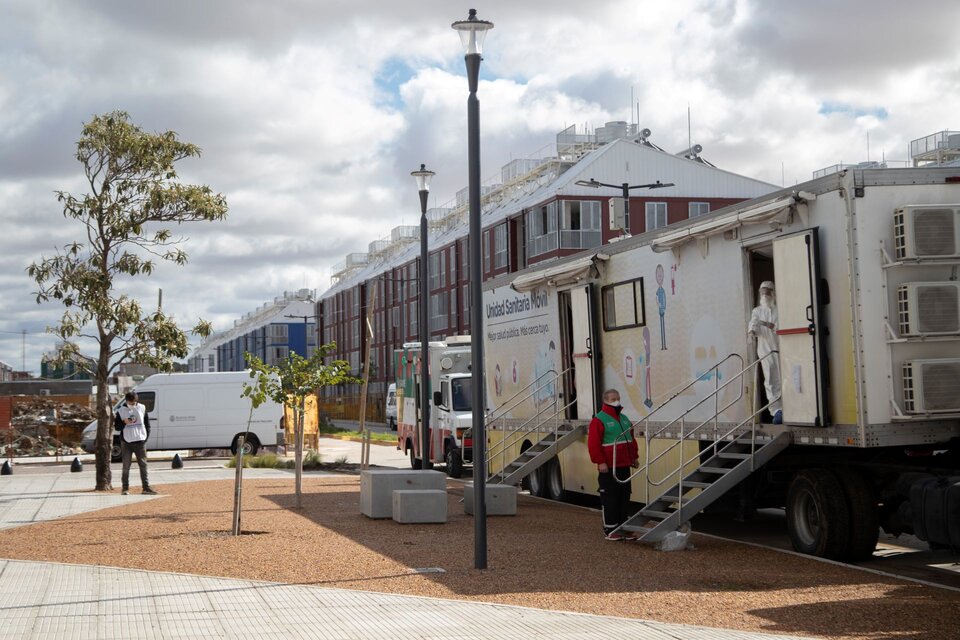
611, 352, 780, 495
484, 367, 575, 483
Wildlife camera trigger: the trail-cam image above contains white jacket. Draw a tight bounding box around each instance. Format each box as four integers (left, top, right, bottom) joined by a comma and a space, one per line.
118, 403, 148, 443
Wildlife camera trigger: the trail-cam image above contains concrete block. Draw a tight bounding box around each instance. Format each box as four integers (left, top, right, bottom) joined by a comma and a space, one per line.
463, 483, 517, 516
360, 470, 446, 518
392, 490, 447, 524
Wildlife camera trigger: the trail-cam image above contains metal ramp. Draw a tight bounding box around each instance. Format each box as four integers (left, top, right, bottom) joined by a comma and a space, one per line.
485, 368, 578, 487
611, 353, 791, 542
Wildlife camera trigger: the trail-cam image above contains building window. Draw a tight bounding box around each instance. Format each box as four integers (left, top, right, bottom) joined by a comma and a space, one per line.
462, 283, 470, 326
526, 201, 558, 258
560, 200, 601, 249
268, 324, 288, 343
352, 318, 360, 349
689, 202, 710, 218
494, 223, 508, 269
430, 292, 449, 332
645, 202, 668, 231
429, 253, 441, 291
352, 287, 360, 317
408, 300, 418, 336
483, 230, 491, 272
601, 278, 646, 331
267, 346, 289, 366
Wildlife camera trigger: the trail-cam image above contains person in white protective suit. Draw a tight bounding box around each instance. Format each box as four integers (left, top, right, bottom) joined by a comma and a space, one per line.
748, 281, 783, 424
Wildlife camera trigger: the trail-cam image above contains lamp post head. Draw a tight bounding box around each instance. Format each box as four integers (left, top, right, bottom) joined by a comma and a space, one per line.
452, 9, 493, 56
647, 181, 675, 189
575, 179, 602, 189
411, 164, 435, 193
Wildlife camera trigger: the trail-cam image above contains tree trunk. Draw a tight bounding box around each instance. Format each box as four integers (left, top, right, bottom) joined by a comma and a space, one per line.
295, 401, 304, 509
94, 350, 113, 491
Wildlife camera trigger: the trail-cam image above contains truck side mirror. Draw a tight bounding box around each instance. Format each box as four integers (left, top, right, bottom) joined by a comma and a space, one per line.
433, 391, 443, 407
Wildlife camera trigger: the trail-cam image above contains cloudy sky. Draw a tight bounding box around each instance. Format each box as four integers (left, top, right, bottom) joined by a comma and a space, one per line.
1, 0, 958, 374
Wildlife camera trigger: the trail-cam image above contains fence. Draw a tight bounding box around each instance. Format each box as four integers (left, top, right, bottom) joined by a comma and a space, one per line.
317, 394, 386, 423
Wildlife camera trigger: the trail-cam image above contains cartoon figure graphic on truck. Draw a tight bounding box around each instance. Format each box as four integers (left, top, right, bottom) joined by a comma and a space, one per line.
656, 264, 667, 350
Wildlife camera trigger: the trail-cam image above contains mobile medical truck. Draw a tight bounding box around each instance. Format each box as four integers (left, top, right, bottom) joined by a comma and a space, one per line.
481, 167, 960, 560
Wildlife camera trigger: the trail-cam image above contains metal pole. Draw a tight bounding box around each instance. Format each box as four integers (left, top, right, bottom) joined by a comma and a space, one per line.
466, 51, 487, 570
621, 183, 630, 234
419, 191, 431, 470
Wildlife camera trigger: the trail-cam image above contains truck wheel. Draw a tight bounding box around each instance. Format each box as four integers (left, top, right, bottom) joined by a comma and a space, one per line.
445, 447, 463, 478
786, 468, 851, 560
389, 418, 397, 431
232, 435, 260, 457
408, 441, 422, 470
835, 468, 880, 562
526, 466, 546, 497
544, 458, 564, 501
111, 438, 122, 463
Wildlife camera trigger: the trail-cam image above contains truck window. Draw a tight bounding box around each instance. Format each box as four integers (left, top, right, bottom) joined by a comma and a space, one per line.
452, 378, 471, 412
439, 381, 450, 409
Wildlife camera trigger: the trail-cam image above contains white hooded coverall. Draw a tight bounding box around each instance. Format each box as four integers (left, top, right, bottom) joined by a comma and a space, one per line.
748, 281, 782, 415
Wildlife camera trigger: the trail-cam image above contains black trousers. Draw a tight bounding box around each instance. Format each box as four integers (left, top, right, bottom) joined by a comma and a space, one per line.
598, 466, 633, 534
121, 439, 150, 490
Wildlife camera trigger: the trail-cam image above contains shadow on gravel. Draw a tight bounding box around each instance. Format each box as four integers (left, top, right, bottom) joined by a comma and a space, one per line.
747, 587, 954, 640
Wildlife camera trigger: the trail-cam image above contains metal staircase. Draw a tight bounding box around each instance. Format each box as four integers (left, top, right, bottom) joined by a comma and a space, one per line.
611, 352, 791, 542
485, 368, 580, 486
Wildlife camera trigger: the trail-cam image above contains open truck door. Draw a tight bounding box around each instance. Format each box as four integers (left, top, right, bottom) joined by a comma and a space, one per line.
563, 284, 599, 420
773, 228, 829, 426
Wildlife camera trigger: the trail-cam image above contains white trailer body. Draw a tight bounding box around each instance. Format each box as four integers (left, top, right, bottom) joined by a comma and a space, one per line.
482, 167, 960, 559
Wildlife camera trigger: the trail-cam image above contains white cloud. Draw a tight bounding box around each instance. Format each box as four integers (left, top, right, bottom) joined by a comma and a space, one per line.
1, 0, 956, 372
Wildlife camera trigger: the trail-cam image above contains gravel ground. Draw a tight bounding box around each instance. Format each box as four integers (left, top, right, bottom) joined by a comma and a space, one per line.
0, 476, 957, 640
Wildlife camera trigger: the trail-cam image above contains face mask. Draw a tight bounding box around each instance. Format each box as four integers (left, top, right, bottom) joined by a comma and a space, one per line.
608, 401, 621, 408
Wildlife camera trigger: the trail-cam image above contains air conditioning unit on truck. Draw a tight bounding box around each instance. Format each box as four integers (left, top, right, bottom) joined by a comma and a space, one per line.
480, 168, 960, 562
394, 336, 473, 477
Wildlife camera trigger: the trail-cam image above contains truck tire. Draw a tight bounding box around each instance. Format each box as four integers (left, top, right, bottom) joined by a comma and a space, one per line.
408, 441, 422, 470
445, 447, 463, 478
232, 434, 260, 457
544, 458, 564, 501
388, 418, 397, 431
111, 437, 122, 463
786, 468, 851, 560
526, 466, 546, 497
835, 468, 880, 562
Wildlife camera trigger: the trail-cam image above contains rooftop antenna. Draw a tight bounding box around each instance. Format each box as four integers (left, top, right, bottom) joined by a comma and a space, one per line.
630, 86, 634, 127
687, 103, 692, 151
867, 132, 871, 162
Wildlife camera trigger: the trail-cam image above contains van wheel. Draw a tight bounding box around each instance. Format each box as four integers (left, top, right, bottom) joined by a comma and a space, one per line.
408, 441, 422, 469
445, 447, 463, 478
786, 468, 851, 560
111, 438, 122, 463
544, 458, 564, 501
232, 435, 260, 457
388, 418, 397, 431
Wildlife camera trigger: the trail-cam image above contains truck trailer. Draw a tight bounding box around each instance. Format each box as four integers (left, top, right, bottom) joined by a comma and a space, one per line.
395, 336, 474, 477
481, 167, 960, 561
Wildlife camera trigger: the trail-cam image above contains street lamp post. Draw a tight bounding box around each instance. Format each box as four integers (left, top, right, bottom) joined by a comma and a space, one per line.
453, 7, 493, 571
574, 178, 675, 235
411, 164, 435, 470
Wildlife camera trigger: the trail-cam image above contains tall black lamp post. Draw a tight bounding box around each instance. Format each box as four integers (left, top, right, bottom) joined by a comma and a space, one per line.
411, 164, 435, 470
452, 7, 493, 571
574, 178, 675, 234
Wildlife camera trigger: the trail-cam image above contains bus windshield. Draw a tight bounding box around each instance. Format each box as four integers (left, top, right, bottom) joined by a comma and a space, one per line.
451, 378, 472, 412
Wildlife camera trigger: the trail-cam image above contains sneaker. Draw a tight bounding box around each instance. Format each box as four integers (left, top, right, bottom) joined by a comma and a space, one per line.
142, 487, 158, 495
772, 410, 783, 425
121, 489, 129, 495
605, 532, 625, 541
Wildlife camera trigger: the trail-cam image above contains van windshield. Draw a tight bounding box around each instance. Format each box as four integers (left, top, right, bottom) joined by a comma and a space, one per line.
451, 378, 471, 412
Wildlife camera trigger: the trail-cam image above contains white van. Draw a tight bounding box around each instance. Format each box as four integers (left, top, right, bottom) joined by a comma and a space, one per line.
81, 371, 284, 460
385, 383, 397, 431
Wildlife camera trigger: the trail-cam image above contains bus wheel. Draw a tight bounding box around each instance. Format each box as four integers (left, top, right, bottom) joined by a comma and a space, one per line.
445, 447, 463, 479
544, 457, 564, 501
111, 437, 122, 463
408, 441, 422, 470
786, 468, 851, 560
232, 435, 260, 457
526, 466, 546, 497
835, 468, 880, 562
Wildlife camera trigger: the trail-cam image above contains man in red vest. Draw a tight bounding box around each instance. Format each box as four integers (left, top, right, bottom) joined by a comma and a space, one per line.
588, 389, 639, 540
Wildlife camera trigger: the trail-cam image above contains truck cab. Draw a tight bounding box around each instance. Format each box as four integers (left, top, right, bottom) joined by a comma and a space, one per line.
432, 372, 473, 477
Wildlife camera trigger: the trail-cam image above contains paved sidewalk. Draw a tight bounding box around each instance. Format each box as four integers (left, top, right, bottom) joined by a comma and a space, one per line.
0, 559, 814, 640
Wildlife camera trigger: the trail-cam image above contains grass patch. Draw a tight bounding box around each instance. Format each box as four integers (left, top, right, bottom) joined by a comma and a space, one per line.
227, 451, 351, 470
319, 423, 396, 444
